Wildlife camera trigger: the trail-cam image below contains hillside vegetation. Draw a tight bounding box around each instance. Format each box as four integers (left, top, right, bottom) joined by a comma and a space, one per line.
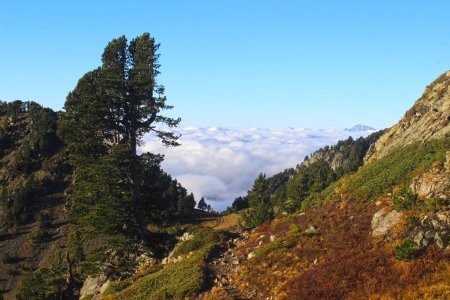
1, 35, 450, 300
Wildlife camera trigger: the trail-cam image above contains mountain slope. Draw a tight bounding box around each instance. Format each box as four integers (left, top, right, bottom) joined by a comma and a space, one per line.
199, 72, 450, 299
0, 101, 73, 299
365, 70, 450, 162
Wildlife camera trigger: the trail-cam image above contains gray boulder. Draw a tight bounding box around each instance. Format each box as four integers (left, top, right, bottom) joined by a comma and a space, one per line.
371, 208, 403, 238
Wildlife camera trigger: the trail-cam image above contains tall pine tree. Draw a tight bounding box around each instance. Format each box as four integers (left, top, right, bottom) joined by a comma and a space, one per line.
59, 33, 180, 234
242, 173, 274, 228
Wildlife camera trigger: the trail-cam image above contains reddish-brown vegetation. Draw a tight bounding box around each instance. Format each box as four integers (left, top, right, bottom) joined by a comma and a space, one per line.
231, 200, 450, 299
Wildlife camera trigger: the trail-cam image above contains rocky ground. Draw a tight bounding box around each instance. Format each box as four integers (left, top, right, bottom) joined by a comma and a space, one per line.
199, 231, 255, 300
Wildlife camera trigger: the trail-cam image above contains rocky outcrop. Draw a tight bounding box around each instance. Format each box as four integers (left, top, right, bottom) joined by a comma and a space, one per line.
303, 131, 384, 172
304, 148, 347, 171
162, 231, 195, 264
410, 151, 450, 200
80, 275, 109, 300
365, 71, 450, 163
411, 212, 450, 250
371, 208, 403, 238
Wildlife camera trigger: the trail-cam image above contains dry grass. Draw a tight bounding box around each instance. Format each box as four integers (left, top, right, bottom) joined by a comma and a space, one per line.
201, 213, 242, 231
231, 201, 450, 299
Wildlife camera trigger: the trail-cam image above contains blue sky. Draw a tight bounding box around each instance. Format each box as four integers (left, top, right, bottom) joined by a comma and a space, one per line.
1, 1, 450, 129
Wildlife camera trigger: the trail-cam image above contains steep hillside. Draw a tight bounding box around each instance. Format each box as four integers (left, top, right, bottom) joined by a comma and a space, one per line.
0, 100, 212, 299
0, 101, 73, 299
40, 71, 450, 300
365, 70, 450, 162
303, 130, 384, 173
201, 72, 450, 299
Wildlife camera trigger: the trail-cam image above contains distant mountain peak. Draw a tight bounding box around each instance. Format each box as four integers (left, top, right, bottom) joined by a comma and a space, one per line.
345, 124, 376, 132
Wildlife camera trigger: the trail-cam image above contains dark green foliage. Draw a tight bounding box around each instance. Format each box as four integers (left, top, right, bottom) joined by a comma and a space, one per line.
17, 256, 67, 300
286, 160, 335, 210
242, 174, 274, 228
1, 101, 60, 174
0, 100, 66, 233
393, 186, 418, 211
266, 168, 295, 197
394, 239, 421, 260
237, 131, 385, 216
197, 197, 207, 211
75, 234, 139, 280
32, 211, 49, 243
12, 175, 35, 226
68, 230, 84, 266
177, 193, 196, 213
72, 145, 135, 234
58, 33, 181, 236
406, 215, 420, 226
227, 196, 249, 213
140, 153, 193, 221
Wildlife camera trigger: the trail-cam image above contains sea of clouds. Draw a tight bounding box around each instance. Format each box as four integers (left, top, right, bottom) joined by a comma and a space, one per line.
139, 127, 374, 211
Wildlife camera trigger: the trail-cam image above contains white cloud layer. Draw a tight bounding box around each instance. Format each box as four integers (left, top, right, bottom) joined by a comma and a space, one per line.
139, 127, 374, 211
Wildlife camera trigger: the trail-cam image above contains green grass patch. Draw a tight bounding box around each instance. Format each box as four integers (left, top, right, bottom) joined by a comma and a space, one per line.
300, 139, 450, 210
111, 227, 226, 300
103, 264, 164, 296
172, 226, 226, 257
345, 139, 448, 202
424, 197, 450, 212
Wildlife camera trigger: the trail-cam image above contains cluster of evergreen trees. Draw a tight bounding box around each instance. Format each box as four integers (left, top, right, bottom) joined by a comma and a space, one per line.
234, 131, 384, 228
0, 100, 62, 229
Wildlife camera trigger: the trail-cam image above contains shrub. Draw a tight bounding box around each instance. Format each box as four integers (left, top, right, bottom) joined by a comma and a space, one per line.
252, 239, 292, 264
17, 257, 66, 300
67, 230, 84, 265
172, 227, 225, 257
393, 187, 418, 211
395, 239, 421, 260
424, 197, 449, 212
103, 264, 164, 295
405, 215, 420, 226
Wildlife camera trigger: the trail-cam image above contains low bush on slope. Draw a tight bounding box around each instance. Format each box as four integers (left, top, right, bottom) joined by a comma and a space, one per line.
301, 138, 450, 210
106, 227, 227, 300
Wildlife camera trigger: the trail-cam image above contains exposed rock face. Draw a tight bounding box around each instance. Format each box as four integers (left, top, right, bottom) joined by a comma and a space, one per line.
161, 232, 195, 265
179, 231, 194, 242
135, 253, 156, 273
411, 212, 450, 250
305, 149, 347, 171
410, 151, 450, 199
371, 208, 403, 238
80, 275, 108, 300
365, 70, 450, 163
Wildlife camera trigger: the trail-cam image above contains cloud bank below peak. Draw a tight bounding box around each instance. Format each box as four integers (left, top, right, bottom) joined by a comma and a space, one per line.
139, 126, 375, 211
